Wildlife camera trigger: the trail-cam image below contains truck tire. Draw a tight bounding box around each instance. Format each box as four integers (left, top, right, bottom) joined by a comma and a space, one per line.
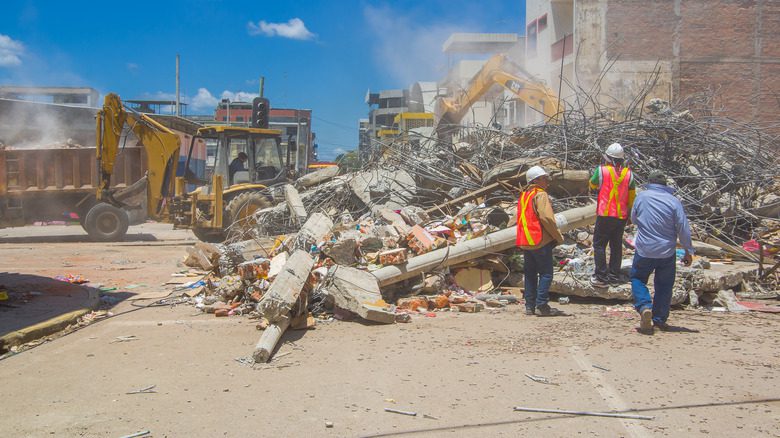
84, 203, 129, 241
225, 191, 271, 240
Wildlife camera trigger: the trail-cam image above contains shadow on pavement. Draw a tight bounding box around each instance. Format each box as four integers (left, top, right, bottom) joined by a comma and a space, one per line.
0, 272, 136, 351
0, 233, 158, 244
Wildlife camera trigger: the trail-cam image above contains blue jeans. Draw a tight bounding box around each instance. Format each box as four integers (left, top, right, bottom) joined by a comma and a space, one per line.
630, 253, 676, 323
524, 243, 554, 310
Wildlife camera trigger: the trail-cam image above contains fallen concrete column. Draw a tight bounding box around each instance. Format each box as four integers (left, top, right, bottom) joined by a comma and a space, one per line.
296, 165, 339, 189
253, 316, 291, 363
325, 266, 395, 324
373, 204, 596, 287
283, 184, 307, 225
253, 250, 315, 363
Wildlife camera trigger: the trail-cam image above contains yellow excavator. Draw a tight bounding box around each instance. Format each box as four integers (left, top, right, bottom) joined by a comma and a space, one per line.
436, 54, 561, 135
90, 93, 287, 242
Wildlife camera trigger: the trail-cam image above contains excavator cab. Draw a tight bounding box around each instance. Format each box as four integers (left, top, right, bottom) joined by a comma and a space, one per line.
186, 126, 287, 191
173, 126, 288, 241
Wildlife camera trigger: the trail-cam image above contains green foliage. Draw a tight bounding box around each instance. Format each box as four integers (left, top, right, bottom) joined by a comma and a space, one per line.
335, 150, 361, 171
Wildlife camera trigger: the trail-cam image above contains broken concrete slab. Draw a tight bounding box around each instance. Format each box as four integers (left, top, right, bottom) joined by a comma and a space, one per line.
453, 268, 494, 293
323, 238, 357, 265
681, 261, 757, 292
297, 212, 334, 249
284, 184, 308, 226
296, 165, 339, 189
184, 241, 220, 271
715, 289, 749, 312
349, 169, 417, 212
325, 266, 395, 324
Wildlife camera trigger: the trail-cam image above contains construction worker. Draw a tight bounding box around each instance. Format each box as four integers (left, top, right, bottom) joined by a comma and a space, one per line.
229, 152, 249, 184
589, 143, 636, 288
630, 170, 694, 334
516, 166, 565, 316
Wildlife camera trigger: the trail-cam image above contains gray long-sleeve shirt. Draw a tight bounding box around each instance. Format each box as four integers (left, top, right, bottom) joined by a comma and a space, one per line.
630, 184, 695, 259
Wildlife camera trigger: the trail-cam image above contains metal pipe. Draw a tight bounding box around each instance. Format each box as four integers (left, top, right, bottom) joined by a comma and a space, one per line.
175, 54, 180, 117
513, 406, 654, 420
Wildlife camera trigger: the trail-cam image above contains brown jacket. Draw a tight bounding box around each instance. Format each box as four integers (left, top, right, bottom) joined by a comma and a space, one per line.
517, 184, 565, 250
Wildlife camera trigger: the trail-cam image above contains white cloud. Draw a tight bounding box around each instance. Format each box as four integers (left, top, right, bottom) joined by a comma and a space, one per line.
191, 88, 219, 111
126, 62, 139, 72
0, 34, 25, 67
220, 90, 258, 103
247, 18, 315, 40
136, 88, 264, 113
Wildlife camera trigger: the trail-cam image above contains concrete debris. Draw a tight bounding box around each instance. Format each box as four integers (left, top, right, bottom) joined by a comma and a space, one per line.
283, 184, 307, 226
296, 165, 339, 189
177, 102, 779, 360
322, 266, 395, 324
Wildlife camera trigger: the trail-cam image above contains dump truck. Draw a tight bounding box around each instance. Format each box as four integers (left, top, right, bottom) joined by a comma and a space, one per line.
0, 98, 150, 237
0, 144, 147, 233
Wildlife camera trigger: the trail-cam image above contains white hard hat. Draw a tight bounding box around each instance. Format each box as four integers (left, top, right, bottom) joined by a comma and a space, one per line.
606, 142, 624, 159
526, 165, 548, 183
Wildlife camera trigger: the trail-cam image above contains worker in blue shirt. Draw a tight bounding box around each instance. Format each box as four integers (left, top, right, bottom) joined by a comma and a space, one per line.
630, 170, 694, 334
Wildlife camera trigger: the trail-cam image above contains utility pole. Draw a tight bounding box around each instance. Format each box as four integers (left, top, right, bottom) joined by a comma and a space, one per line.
175, 54, 180, 116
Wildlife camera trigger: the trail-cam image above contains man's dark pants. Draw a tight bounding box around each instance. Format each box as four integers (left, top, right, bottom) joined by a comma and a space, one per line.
630, 253, 676, 324
593, 216, 627, 281
523, 242, 554, 311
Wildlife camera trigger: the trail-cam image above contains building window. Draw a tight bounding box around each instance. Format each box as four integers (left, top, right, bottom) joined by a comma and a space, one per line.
538, 14, 547, 31
222, 116, 227, 121
527, 20, 538, 57
236, 116, 244, 122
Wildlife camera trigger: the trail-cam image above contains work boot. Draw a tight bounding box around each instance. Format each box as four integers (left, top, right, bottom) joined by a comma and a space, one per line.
639, 308, 653, 334
590, 275, 609, 288
607, 274, 626, 285
536, 304, 565, 317
524, 308, 535, 316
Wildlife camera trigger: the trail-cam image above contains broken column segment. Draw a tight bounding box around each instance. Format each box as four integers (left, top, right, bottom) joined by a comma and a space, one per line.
372, 203, 596, 287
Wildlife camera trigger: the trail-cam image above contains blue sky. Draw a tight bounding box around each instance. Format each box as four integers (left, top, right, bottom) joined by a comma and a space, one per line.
0, 0, 525, 160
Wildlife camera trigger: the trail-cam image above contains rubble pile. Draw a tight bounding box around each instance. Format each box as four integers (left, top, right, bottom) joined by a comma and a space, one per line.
180, 97, 779, 363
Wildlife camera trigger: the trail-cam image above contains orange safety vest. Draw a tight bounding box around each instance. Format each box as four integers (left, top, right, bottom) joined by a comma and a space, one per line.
516, 187, 543, 247
597, 165, 632, 219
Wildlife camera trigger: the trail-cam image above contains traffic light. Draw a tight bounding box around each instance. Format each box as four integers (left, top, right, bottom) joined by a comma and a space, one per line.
251, 97, 270, 128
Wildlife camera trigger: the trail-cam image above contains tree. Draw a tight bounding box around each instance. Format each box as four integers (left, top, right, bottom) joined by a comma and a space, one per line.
334, 150, 361, 171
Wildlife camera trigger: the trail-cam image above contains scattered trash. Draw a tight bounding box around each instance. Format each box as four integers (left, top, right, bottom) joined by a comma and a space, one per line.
118, 431, 151, 438
126, 384, 157, 395
54, 274, 89, 284
384, 408, 417, 417
525, 373, 558, 385
110, 335, 139, 344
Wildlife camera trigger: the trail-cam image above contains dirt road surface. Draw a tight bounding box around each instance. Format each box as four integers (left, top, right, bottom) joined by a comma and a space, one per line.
1, 223, 778, 437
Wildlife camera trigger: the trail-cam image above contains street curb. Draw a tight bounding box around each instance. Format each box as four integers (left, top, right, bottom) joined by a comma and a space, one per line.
0, 287, 100, 353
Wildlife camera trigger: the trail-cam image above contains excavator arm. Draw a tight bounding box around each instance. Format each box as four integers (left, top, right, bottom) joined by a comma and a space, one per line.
437, 54, 561, 129
96, 93, 181, 219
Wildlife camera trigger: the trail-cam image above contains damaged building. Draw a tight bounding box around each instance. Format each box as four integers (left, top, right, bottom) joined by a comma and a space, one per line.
524, 0, 780, 131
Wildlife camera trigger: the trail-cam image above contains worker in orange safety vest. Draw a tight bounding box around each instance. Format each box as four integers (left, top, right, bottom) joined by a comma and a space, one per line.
589, 143, 636, 288
516, 166, 565, 316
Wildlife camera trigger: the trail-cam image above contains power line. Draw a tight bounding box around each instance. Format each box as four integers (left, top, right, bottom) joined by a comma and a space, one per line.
312, 115, 357, 132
